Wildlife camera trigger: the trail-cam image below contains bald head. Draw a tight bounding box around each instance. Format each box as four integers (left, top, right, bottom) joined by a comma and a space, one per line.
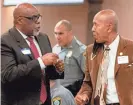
55, 20, 72, 31
92, 9, 119, 45
13, 3, 41, 36
13, 3, 38, 25
94, 9, 118, 32
54, 20, 73, 47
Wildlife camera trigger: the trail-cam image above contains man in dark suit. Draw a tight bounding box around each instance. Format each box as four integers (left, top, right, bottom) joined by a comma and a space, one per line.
1, 3, 64, 105
75, 9, 133, 105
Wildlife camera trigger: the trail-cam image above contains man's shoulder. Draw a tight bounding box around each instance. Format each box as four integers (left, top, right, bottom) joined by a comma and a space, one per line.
51, 86, 75, 105
76, 39, 86, 47
124, 37, 133, 45
120, 36, 133, 47
85, 44, 94, 54
37, 32, 50, 42
1, 29, 14, 43
87, 44, 94, 49
38, 32, 48, 38
1, 31, 9, 39
54, 85, 72, 96
51, 86, 68, 99
1, 28, 12, 37
75, 39, 86, 53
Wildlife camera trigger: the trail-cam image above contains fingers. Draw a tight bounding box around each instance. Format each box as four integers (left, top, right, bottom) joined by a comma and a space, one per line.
75, 94, 89, 105
75, 95, 83, 105
41, 53, 59, 65
82, 94, 89, 104
51, 53, 59, 59
45, 53, 59, 59
54, 59, 64, 72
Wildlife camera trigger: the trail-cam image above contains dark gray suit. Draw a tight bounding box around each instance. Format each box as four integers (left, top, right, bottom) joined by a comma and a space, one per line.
1, 28, 63, 105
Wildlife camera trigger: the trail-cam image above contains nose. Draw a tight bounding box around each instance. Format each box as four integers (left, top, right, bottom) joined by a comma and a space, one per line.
92, 25, 95, 32
55, 34, 60, 40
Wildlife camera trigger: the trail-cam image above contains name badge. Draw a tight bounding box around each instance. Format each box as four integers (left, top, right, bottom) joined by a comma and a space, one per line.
118, 56, 129, 64
66, 51, 72, 58
21, 48, 31, 55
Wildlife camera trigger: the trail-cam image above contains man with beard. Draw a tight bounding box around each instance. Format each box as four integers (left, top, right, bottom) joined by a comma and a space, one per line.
1, 3, 64, 105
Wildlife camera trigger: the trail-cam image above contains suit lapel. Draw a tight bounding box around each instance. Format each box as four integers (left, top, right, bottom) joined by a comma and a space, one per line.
10, 28, 34, 59
35, 35, 46, 55
35, 34, 52, 55
114, 37, 127, 76
91, 48, 104, 89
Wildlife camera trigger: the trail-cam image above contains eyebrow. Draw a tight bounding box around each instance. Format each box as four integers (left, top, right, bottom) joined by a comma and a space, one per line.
54, 32, 64, 35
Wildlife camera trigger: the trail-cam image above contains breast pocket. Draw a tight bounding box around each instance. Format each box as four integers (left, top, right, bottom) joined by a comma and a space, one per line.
123, 63, 133, 78
65, 57, 77, 65
16, 49, 32, 64
124, 62, 133, 69
64, 57, 79, 74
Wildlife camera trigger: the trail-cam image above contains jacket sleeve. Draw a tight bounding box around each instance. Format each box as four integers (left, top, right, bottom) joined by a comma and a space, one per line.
76, 47, 92, 100
45, 66, 64, 79
1, 38, 42, 84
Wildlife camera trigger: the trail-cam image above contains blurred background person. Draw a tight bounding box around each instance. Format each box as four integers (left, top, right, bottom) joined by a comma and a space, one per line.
53, 20, 86, 97
50, 79, 76, 105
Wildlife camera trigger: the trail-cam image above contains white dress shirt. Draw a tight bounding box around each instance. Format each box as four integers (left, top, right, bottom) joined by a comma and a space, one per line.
17, 29, 46, 70
106, 35, 120, 104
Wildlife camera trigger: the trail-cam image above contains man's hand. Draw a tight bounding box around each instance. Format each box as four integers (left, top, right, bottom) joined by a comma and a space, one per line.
54, 59, 64, 72
41, 53, 59, 66
75, 94, 89, 105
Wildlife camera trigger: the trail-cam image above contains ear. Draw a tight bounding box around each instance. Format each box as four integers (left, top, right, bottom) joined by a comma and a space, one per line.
16, 17, 23, 24
68, 30, 73, 35
107, 23, 113, 33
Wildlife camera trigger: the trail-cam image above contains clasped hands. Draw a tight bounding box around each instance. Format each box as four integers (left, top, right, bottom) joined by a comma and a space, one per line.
41, 53, 64, 72
75, 94, 89, 105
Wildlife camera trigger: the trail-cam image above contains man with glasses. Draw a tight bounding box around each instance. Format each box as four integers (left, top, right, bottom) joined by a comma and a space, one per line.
1, 3, 64, 105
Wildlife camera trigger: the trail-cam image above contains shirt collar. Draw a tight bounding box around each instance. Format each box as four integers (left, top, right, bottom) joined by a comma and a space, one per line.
104, 35, 120, 51
16, 28, 28, 40
109, 35, 120, 50
57, 36, 77, 49
16, 28, 34, 40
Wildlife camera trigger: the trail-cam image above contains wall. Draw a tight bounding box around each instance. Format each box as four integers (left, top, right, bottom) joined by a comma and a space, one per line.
1, 0, 89, 46
102, 0, 133, 40
1, 0, 133, 46
87, 0, 133, 44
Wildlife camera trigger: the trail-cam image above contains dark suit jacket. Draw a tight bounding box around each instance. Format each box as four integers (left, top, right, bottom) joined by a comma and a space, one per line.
1, 28, 64, 105
77, 36, 133, 105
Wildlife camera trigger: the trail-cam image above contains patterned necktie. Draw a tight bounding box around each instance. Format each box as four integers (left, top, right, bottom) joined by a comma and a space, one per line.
94, 46, 110, 105
27, 37, 47, 103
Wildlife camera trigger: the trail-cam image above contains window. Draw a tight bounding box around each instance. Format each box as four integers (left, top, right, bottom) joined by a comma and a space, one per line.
3, 0, 84, 6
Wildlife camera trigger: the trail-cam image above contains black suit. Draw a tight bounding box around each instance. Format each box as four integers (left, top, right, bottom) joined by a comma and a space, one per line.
1, 28, 63, 105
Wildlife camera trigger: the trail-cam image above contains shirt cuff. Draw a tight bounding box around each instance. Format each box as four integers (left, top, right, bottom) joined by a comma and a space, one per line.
38, 57, 46, 70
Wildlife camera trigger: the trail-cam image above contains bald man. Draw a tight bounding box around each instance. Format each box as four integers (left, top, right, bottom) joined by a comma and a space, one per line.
1, 3, 63, 105
75, 9, 133, 105
53, 20, 86, 97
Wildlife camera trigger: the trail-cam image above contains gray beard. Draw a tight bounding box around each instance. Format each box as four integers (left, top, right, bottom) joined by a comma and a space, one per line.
33, 31, 40, 36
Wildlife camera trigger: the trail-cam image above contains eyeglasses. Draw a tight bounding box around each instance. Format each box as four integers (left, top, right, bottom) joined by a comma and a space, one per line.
20, 14, 42, 23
